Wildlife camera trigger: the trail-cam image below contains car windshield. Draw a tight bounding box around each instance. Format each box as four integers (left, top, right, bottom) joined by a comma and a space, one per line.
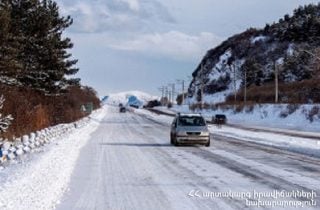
178, 116, 206, 126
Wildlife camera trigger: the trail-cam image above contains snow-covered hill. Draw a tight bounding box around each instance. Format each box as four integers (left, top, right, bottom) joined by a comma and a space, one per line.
102, 91, 159, 107
187, 4, 320, 104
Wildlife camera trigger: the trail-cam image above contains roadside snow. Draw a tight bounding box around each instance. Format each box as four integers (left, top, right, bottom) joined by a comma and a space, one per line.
0, 108, 107, 210
210, 125, 320, 158
159, 104, 320, 133
139, 107, 320, 158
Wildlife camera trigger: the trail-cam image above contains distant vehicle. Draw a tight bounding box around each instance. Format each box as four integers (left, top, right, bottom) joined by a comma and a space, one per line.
212, 114, 227, 125
170, 113, 210, 147
144, 100, 161, 108
119, 106, 126, 113
129, 104, 139, 109
119, 103, 123, 107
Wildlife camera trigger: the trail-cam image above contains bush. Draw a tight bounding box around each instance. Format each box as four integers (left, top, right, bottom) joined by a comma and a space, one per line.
245, 104, 255, 113
235, 104, 244, 113
0, 95, 13, 134
189, 103, 201, 111
287, 104, 300, 114
226, 79, 320, 104
0, 83, 100, 139
279, 110, 289, 118
307, 106, 320, 122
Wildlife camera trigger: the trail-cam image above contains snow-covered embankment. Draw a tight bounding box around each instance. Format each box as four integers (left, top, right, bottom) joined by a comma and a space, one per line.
0, 107, 107, 210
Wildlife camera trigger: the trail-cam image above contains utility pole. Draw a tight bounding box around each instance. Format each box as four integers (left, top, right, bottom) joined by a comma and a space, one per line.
200, 63, 205, 109
158, 86, 164, 99
186, 76, 193, 107
232, 63, 237, 104
168, 83, 175, 104
172, 84, 175, 103
176, 79, 185, 105
274, 61, 279, 103
165, 86, 168, 105
244, 68, 247, 106
182, 80, 185, 105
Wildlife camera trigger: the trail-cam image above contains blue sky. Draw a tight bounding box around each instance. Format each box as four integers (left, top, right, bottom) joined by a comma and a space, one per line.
57, 0, 319, 96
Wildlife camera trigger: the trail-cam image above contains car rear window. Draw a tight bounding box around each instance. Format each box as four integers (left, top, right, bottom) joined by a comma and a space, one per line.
215, 114, 226, 119
178, 116, 206, 126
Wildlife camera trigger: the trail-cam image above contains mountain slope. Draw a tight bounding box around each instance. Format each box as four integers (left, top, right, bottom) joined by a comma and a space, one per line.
187, 3, 320, 104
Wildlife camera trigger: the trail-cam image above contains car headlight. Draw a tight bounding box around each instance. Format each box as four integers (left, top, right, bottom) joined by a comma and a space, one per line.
201, 131, 210, 136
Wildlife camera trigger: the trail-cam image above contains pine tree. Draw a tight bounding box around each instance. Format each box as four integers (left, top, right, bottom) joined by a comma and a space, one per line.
30, 0, 80, 92
3, 0, 80, 93
0, 1, 22, 84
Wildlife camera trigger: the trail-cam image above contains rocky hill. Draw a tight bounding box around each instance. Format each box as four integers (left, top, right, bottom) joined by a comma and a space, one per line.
187, 3, 320, 104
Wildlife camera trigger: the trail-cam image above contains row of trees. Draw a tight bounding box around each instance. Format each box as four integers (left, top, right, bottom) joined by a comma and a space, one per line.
266, 3, 320, 43
0, 1, 102, 138
0, 0, 79, 93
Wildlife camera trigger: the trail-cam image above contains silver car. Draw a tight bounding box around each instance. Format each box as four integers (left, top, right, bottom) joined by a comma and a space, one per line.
170, 113, 210, 147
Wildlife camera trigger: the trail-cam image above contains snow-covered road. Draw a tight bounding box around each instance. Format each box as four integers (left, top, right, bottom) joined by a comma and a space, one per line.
56, 105, 319, 210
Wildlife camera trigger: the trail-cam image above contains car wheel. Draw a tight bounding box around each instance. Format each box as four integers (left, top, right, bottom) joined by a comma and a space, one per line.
170, 134, 174, 145
173, 136, 179, 146
205, 140, 210, 147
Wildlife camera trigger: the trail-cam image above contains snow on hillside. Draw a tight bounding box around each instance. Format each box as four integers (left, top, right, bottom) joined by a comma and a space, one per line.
185, 82, 242, 105
188, 46, 245, 105
250, 35, 267, 44
102, 91, 159, 107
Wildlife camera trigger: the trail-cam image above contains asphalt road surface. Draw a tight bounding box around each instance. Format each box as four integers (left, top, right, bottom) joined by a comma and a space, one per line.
57, 106, 320, 210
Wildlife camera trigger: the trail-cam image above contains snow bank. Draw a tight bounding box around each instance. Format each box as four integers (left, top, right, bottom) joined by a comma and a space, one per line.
210, 125, 320, 158
0, 108, 106, 209
139, 107, 320, 158
159, 104, 320, 133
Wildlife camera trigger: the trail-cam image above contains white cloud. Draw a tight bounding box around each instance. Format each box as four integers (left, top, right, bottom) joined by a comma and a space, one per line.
110, 31, 223, 61
57, 0, 175, 33
120, 0, 140, 11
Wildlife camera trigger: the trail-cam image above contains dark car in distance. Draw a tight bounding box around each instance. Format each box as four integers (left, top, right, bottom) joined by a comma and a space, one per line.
119, 107, 126, 113
119, 104, 126, 113
212, 114, 227, 124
